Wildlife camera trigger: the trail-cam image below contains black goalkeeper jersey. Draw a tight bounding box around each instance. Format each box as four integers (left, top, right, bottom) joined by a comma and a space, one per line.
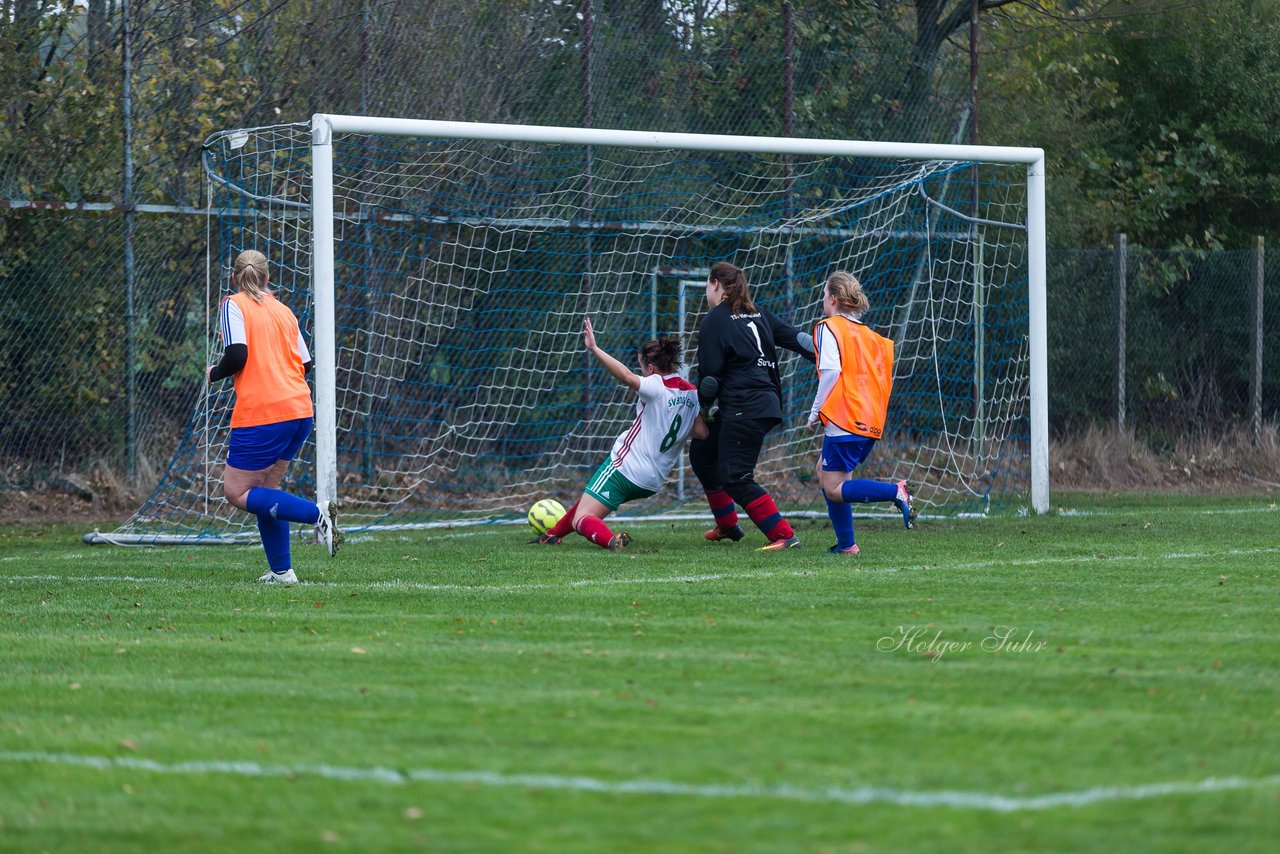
695, 302, 815, 422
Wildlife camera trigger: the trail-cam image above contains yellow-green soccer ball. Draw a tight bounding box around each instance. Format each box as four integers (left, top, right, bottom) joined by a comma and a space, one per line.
527, 499, 566, 536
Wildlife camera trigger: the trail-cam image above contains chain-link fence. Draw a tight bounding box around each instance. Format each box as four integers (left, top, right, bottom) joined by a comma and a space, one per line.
0, 208, 208, 487
3, 1, 977, 206
7, 208, 1278, 493
3, 2, 1278, 498
1049, 244, 1278, 443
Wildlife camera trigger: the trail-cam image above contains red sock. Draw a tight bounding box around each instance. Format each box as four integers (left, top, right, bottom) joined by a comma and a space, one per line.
704, 489, 739, 529
546, 501, 578, 538
745, 494, 793, 541
574, 514, 616, 549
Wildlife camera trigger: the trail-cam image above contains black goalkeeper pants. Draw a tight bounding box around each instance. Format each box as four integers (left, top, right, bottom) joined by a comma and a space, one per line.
688, 415, 781, 508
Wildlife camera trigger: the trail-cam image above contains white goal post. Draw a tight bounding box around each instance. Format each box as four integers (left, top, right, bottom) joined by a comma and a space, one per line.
309, 115, 1048, 518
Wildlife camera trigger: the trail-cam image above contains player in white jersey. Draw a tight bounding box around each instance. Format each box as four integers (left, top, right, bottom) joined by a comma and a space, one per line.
532, 317, 708, 551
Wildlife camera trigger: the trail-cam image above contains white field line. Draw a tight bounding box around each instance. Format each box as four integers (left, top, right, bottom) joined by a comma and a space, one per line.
942, 545, 1280, 572
66, 501, 1280, 547
1052, 505, 1277, 518
1, 571, 782, 592
0, 751, 1274, 813
0, 531, 485, 560
3, 545, 1278, 594
9, 502, 1276, 561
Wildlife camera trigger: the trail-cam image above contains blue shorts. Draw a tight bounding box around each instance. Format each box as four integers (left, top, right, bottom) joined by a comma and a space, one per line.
820, 434, 876, 473
227, 417, 313, 471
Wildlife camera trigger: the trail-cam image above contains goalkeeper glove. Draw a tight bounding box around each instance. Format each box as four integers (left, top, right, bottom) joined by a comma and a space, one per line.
697, 375, 720, 407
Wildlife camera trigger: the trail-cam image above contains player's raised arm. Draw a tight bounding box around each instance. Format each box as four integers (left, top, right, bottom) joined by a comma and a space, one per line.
767, 306, 816, 363
583, 316, 642, 390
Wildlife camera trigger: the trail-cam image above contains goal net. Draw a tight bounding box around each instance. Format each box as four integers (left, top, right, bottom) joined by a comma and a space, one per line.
94, 117, 1045, 544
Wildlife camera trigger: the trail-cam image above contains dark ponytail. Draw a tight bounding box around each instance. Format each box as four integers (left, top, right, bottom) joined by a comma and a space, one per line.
639, 336, 683, 374
709, 260, 756, 315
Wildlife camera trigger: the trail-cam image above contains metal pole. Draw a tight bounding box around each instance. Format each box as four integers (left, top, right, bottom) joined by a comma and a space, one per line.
583, 0, 593, 133
204, 176, 212, 520
650, 270, 657, 341
122, 0, 137, 484
581, 0, 595, 417
360, 0, 376, 478
970, 0, 979, 148
783, 1, 794, 140
312, 117, 338, 512
974, 234, 986, 461
1114, 232, 1128, 432
969, 0, 984, 464
318, 115, 1045, 163
782, 0, 796, 417
1253, 236, 1264, 440
1027, 156, 1049, 515
782, 5, 795, 290
969, 0, 980, 219
677, 281, 690, 502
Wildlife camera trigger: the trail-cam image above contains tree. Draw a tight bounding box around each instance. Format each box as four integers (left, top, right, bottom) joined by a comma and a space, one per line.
888, 0, 1023, 136
1100, 0, 1280, 247
982, 0, 1280, 248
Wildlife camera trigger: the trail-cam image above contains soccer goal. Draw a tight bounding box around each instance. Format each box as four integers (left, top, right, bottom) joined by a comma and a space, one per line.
90, 115, 1046, 544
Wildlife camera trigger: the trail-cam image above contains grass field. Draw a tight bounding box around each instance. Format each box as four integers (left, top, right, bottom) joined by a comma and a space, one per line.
2, 493, 1277, 852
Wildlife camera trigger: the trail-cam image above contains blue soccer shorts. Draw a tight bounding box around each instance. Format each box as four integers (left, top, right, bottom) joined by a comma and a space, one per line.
227, 417, 313, 471
820, 434, 876, 473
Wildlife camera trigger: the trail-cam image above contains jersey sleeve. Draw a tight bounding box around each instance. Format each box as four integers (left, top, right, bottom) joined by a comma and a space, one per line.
220, 298, 246, 347
767, 307, 816, 363
815, 323, 842, 373
695, 310, 726, 383
808, 324, 842, 422
296, 331, 311, 363
637, 373, 665, 402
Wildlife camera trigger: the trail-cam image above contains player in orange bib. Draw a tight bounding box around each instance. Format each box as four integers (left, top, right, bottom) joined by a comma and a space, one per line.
207, 250, 339, 583
807, 271, 915, 555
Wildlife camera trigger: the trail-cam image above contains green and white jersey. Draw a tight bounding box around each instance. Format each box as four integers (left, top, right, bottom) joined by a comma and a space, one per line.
608, 373, 700, 492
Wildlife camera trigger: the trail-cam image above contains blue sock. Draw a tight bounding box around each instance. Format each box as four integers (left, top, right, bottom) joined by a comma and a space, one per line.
841, 479, 897, 504
245, 487, 320, 525
256, 514, 292, 572
826, 495, 856, 550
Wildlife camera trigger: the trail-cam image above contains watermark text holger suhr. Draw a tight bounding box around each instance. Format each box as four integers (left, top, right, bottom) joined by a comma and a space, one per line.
877, 625, 1047, 661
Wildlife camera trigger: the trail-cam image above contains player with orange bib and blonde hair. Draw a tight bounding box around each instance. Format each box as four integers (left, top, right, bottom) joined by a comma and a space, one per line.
807, 271, 914, 555
207, 249, 339, 583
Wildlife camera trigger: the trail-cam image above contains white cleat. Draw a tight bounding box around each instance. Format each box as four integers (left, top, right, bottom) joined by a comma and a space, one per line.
316, 500, 341, 557
258, 568, 299, 585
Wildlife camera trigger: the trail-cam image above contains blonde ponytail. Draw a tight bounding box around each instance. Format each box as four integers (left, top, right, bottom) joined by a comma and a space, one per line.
825, 271, 869, 315
233, 250, 270, 302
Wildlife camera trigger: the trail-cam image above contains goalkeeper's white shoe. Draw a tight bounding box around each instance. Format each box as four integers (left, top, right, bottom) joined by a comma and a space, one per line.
258, 568, 299, 585
316, 500, 341, 557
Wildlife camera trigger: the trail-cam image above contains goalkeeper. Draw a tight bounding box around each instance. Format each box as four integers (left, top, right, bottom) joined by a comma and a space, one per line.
806, 271, 914, 555
691, 261, 815, 550
531, 317, 707, 551
207, 249, 340, 584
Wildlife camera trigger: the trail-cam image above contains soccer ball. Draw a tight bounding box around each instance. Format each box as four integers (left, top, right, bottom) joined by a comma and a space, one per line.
527, 498, 566, 536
